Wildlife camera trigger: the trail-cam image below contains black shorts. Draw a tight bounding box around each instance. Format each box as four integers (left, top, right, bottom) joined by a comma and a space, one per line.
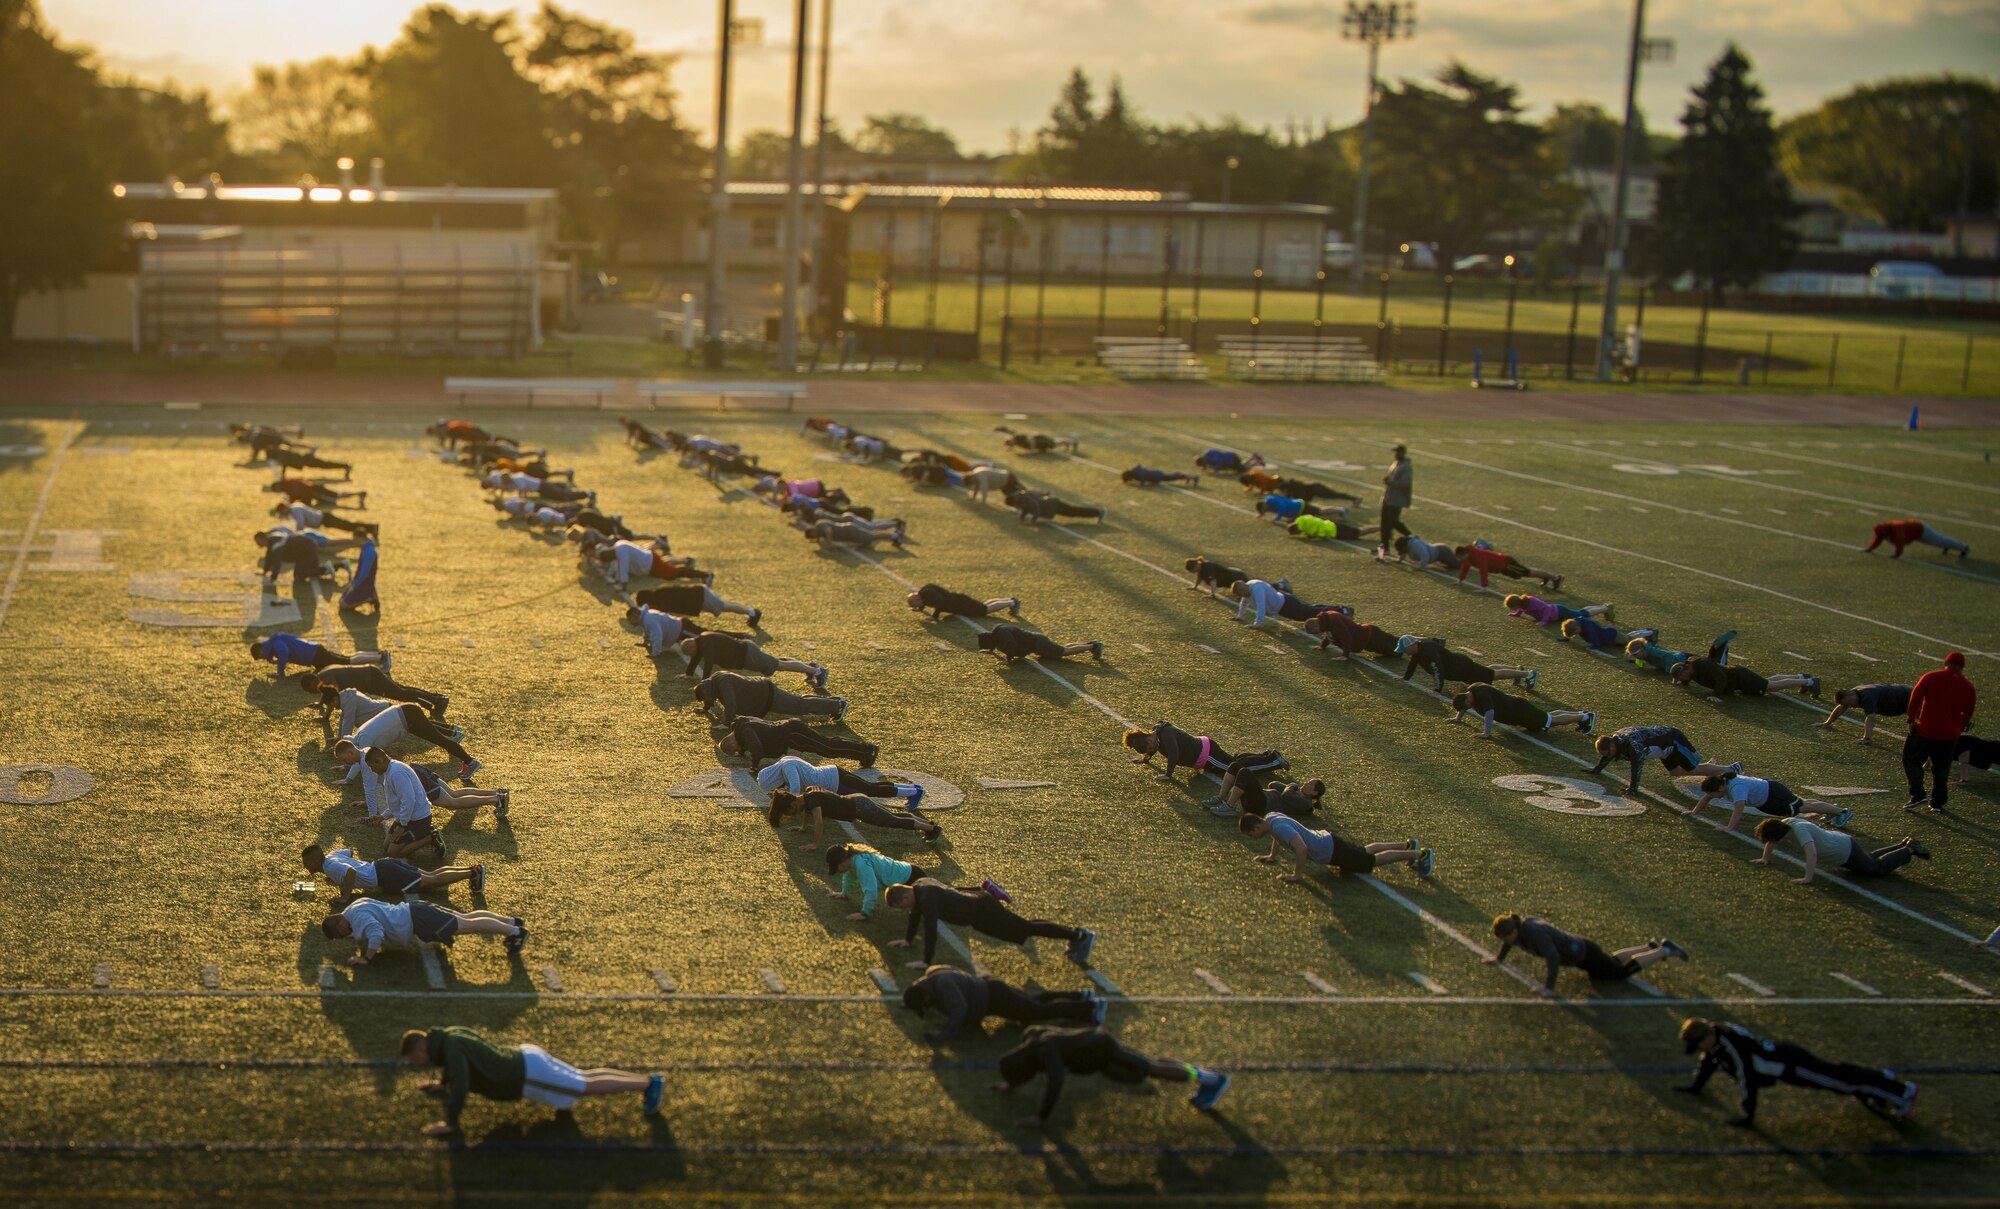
309, 648, 342, 670
391, 815, 436, 844
374, 857, 423, 895
409, 901, 460, 945
1577, 942, 1637, 981
1100, 1044, 1153, 1085
1327, 837, 1377, 874
415, 766, 446, 803
1761, 780, 1804, 817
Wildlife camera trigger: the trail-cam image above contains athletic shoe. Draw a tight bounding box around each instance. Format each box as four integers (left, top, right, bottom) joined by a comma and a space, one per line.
1928, 801, 1946, 814
459, 759, 482, 782
1804, 675, 1821, 700
1090, 640, 1104, 660
1659, 938, 1690, 961
1414, 848, 1436, 878
505, 923, 528, 954
1905, 837, 1933, 860
903, 784, 925, 810
1095, 507, 1107, 522
1631, 628, 1656, 640
1830, 807, 1854, 828
981, 878, 1012, 904
471, 863, 486, 896
1904, 795, 1926, 811
1578, 711, 1598, 735
1960, 548, 1970, 561
1087, 989, 1108, 1027
1552, 575, 1564, 591
379, 652, 393, 675
748, 608, 763, 628
831, 698, 850, 724
1723, 762, 1742, 776
431, 830, 448, 863
1007, 599, 1021, 618
434, 695, 450, 716
642, 1074, 665, 1116
1601, 604, 1614, 621
1206, 800, 1237, 817
1895, 1082, 1918, 1121
448, 725, 467, 742
1190, 1070, 1231, 1110
359, 492, 368, 509
1524, 670, 1540, 691
495, 789, 511, 821
1406, 837, 1420, 854
1275, 579, 1291, 594
810, 666, 829, 691
861, 745, 879, 769
1066, 929, 1097, 966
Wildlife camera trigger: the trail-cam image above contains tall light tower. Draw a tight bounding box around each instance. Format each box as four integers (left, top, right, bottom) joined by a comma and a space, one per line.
1595, 0, 1672, 380
1341, 1, 1415, 295
702, 4, 762, 369
776, 0, 810, 373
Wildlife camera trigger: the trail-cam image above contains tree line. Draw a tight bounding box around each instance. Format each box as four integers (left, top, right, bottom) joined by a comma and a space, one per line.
2, 0, 1993, 350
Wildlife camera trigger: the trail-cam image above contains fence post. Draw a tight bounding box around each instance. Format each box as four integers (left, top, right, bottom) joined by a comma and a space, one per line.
1692, 294, 1710, 383
1893, 334, 1907, 393
1963, 333, 1975, 393
1761, 331, 1773, 386
1564, 284, 1580, 380
1827, 334, 1840, 388
1502, 274, 1518, 363
999, 314, 1011, 372
1376, 270, 1391, 364
1033, 205, 1050, 364
1313, 267, 1328, 354
1158, 217, 1174, 337
1095, 208, 1111, 339
1436, 274, 1454, 377
972, 210, 989, 360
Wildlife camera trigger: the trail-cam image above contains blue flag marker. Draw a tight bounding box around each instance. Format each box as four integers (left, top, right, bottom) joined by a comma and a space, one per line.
1908, 405, 1920, 431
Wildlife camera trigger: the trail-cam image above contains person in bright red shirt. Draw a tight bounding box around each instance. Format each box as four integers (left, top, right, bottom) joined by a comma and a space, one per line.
1865, 518, 1969, 560
1905, 651, 1978, 811
1455, 542, 1562, 590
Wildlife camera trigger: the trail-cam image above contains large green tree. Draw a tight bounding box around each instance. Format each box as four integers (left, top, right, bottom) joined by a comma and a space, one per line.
1014, 67, 1157, 185
229, 55, 378, 176
368, 6, 558, 188
0, 0, 119, 353
1363, 62, 1576, 267
1782, 74, 2000, 232
853, 112, 959, 159
94, 80, 237, 184
1646, 45, 1799, 301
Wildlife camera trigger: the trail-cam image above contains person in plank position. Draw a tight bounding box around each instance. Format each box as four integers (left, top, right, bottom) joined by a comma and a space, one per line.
1398, 635, 1537, 694
998, 428, 1079, 454
1955, 734, 2000, 786
803, 516, 905, 549
1121, 465, 1200, 487
1485, 914, 1686, 997
1675, 1018, 1916, 1126
1121, 721, 1286, 785
1448, 684, 1595, 738
399, 1027, 663, 1138
301, 665, 449, 716
886, 878, 1095, 969
1184, 556, 1248, 597
1627, 631, 1737, 676
331, 691, 481, 782
679, 632, 828, 690
272, 501, 378, 539
1239, 812, 1433, 883
694, 671, 846, 725
250, 633, 388, 678
303, 844, 484, 901
1233, 578, 1346, 629
1390, 534, 1460, 572
756, 755, 923, 804
1305, 610, 1399, 660
1864, 518, 1969, 560
343, 746, 452, 861
1006, 486, 1105, 524
1212, 765, 1323, 820
266, 446, 353, 478
1814, 683, 1911, 745
265, 477, 365, 510
903, 966, 1103, 1043
825, 844, 993, 922
1504, 594, 1610, 630
976, 624, 1103, 663
716, 717, 877, 772
1194, 448, 1262, 473
908, 583, 1021, 621
323, 897, 527, 966
1560, 615, 1655, 651
767, 788, 938, 846
1670, 657, 1820, 703
1289, 512, 1381, 543
1684, 771, 1850, 833
994, 1027, 1229, 1127
1590, 725, 1736, 793
1752, 818, 1930, 884
1456, 542, 1562, 590
633, 583, 760, 627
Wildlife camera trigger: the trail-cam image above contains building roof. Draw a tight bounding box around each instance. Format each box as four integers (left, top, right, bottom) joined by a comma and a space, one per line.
727, 179, 1331, 218
113, 182, 558, 205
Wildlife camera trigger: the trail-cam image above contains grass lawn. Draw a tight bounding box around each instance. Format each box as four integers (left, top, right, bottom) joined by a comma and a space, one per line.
0, 403, 1997, 1204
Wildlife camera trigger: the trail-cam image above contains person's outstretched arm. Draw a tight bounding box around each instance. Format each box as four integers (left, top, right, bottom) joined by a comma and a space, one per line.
928, 979, 967, 1043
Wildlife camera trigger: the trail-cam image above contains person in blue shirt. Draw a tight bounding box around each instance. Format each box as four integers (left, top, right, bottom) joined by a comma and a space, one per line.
1560, 616, 1656, 651
1194, 448, 1262, 473
249, 633, 389, 678
1239, 812, 1433, 883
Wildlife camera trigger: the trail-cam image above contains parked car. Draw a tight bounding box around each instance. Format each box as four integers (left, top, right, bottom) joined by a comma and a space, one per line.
1396, 242, 1440, 273
1321, 239, 1357, 270
1451, 253, 1532, 279
1869, 260, 1945, 299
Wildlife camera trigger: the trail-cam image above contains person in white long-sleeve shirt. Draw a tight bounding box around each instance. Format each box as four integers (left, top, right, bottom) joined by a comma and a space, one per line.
754, 755, 921, 803
1230, 578, 1343, 629
331, 689, 480, 781
625, 605, 711, 658
323, 898, 528, 967
349, 747, 443, 860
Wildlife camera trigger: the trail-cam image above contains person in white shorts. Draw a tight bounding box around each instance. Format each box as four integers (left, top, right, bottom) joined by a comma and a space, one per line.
400, 1027, 663, 1136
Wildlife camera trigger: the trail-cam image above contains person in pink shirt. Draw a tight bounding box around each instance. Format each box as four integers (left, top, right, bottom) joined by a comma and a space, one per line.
1504, 594, 1611, 629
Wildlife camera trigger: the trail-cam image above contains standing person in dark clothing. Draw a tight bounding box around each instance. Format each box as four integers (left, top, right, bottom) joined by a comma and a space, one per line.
903, 966, 1103, 1042
886, 878, 1094, 968
1449, 684, 1595, 738
768, 788, 939, 846
1376, 444, 1413, 557
693, 671, 846, 725
995, 1027, 1229, 1126
907, 583, 1021, 621
716, 717, 877, 771
1903, 651, 1977, 812
679, 632, 828, 689
1590, 725, 1736, 793
1120, 721, 1286, 784
302, 666, 449, 716
1485, 914, 1686, 996
1675, 1018, 1916, 1125
1306, 610, 1400, 660
399, 1027, 663, 1137
976, 624, 1103, 663
1669, 658, 1819, 703
1816, 683, 1911, 745
1397, 635, 1537, 694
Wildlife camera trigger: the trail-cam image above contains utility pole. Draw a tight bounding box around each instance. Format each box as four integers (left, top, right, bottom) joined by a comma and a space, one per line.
1341, 2, 1415, 295
702, 0, 737, 369
1596, 0, 1671, 380
776, 0, 810, 372
808, 0, 834, 319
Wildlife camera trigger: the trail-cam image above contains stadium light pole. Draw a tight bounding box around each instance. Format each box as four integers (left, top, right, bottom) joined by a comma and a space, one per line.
776, 0, 810, 372
703, 1, 735, 368
1341, 2, 1415, 296
1595, 0, 1671, 380
808, 0, 834, 320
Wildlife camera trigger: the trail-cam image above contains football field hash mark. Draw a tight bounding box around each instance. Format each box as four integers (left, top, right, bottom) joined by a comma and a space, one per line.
1727, 973, 1776, 997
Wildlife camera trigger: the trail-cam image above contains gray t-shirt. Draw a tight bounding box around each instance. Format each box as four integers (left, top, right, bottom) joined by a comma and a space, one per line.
1265, 814, 1335, 865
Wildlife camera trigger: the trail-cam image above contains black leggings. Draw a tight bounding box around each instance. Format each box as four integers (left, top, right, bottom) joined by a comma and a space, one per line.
1843, 842, 1915, 877
763, 722, 874, 766
264, 540, 324, 581
1379, 504, 1410, 543
276, 450, 349, 474
1225, 752, 1286, 810
1576, 941, 1639, 981
400, 705, 473, 765
770, 686, 843, 718
373, 677, 447, 715
969, 898, 1080, 947
985, 981, 1096, 1026
843, 799, 927, 832
315, 512, 370, 536
835, 769, 901, 797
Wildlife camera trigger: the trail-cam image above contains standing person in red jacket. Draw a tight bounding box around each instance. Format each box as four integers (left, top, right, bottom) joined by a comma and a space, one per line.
1905, 651, 1977, 812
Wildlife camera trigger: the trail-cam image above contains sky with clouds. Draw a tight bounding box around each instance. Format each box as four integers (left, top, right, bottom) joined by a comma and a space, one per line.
42, 0, 2000, 154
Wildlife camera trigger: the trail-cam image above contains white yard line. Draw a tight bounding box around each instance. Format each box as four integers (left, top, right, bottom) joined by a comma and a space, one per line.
1749, 445, 2000, 498
1829, 972, 1882, 997
1727, 973, 1777, 998
0, 421, 79, 635
1937, 971, 1989, 996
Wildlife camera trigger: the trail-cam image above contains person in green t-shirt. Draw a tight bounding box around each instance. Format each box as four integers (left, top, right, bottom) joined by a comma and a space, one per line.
400, 1027, 663, 1136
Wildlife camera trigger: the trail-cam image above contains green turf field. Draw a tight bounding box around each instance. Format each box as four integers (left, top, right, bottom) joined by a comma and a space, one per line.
0, 403, 1997, 1205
